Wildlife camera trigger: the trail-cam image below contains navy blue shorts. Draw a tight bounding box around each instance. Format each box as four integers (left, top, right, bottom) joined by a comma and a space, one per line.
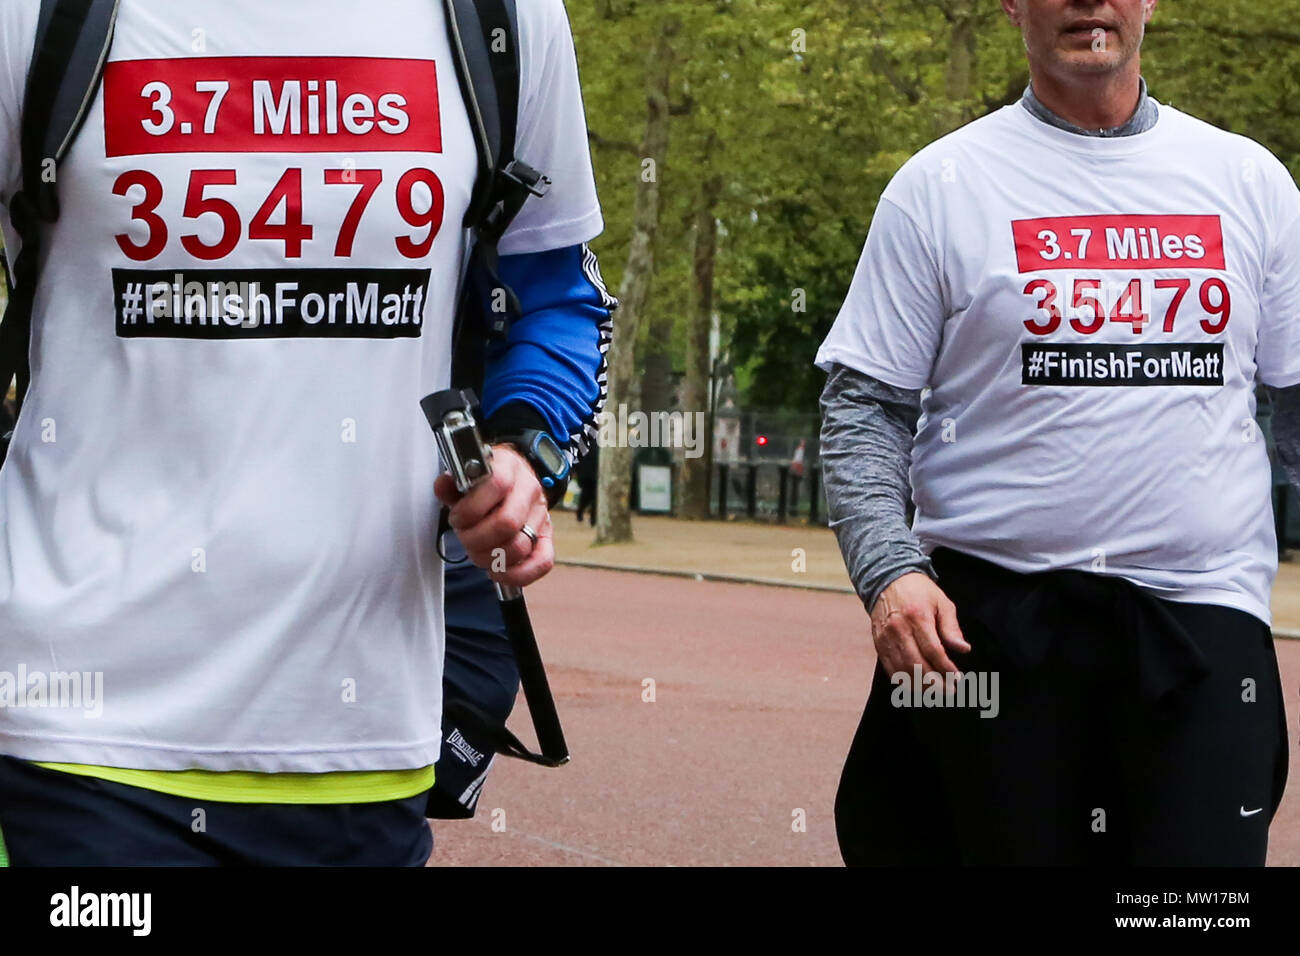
0, 756, 433, 866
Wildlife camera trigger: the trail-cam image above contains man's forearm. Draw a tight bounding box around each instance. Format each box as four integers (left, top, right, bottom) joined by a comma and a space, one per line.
819, 364, 936, 610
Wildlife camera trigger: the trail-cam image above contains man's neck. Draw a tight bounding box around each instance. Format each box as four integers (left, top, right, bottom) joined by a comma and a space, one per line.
1027, 65, 1144, 132
1022, 75, 1157, 138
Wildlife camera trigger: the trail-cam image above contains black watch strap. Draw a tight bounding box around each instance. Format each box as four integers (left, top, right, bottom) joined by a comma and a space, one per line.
493, 430, 570, 509
483, 402, 572, 508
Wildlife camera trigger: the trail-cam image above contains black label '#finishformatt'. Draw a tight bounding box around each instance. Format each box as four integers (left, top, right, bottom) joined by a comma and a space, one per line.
112, 267, 432, 338
1020, 342, 1225, 386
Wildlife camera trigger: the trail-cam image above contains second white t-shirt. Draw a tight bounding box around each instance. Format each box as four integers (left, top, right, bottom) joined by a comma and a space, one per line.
817, 102, 1300, 624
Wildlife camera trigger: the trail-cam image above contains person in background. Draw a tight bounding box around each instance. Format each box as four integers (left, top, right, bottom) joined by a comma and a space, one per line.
574, 443, 599, 526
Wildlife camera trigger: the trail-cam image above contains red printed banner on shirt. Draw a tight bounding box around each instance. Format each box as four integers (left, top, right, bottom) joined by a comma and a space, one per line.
103, 56, 442, 156
1011, 214, 1226, 272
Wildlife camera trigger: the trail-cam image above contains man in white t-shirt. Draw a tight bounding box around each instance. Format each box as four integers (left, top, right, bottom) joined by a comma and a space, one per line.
818, 0, 1300, 865
0, 0, 615, 865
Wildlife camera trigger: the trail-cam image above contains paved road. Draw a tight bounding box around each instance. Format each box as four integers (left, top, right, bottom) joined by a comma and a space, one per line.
428, 566, 1300, 867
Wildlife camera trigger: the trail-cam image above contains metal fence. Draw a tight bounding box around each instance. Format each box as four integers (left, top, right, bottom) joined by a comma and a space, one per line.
711, 461, 824, 523
629, 457, 826, 524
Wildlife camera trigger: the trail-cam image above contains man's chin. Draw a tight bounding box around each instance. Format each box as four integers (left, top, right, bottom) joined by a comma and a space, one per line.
1051, 47, 1127, 75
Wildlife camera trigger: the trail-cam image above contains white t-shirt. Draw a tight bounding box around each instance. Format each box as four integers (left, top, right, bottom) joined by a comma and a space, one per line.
817, 103, 1300, 625
0, 0, 602, 771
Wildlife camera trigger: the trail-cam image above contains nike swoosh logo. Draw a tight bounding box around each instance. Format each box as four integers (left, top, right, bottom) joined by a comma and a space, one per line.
1240, 807, 1264, 817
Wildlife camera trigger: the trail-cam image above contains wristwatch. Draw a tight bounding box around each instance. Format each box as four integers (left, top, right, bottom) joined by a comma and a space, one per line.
492, 428, 571, 509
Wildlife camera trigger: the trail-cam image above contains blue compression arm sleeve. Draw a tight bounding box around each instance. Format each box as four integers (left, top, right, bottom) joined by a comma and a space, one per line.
480, 243, 616, 461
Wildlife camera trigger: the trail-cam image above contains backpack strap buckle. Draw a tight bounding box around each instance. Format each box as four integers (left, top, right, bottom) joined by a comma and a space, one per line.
501, 160, 551, 199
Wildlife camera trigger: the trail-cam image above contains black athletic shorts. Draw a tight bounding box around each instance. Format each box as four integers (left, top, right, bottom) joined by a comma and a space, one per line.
836, 546, 1290, 866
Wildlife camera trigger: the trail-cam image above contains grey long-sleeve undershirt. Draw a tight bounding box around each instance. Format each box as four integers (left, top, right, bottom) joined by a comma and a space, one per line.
822, 81, 1300, 612
819, 365, 937, 610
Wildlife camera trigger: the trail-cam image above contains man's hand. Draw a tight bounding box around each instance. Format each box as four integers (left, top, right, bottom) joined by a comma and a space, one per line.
870, 572, 970, 678
434, 445, 555, 588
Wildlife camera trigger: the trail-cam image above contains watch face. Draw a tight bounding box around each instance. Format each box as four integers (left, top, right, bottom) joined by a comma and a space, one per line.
534, 434, 568, 475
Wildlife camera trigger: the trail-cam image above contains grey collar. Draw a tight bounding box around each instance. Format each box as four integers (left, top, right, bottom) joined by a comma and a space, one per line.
1020, 77, 1158, 137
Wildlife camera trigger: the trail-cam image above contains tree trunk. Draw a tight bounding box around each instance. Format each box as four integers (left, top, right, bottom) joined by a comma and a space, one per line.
595, 21, 673, 545
678, 171, 722, 520
940, 2, 980, 132
945, 12, 977, 103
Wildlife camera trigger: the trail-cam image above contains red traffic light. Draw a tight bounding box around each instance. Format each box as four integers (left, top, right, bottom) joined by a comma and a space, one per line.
755, 435, 769, 447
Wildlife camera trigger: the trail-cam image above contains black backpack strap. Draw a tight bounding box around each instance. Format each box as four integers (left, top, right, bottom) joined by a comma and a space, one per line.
442, 0, 550, 392
1, 0, 118, 444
